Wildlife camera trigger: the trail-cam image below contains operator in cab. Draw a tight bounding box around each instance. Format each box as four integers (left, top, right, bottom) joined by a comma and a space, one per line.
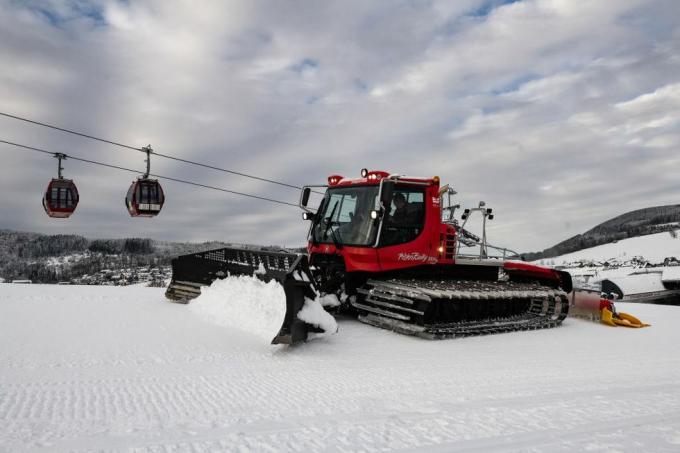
391, 192, 409, 224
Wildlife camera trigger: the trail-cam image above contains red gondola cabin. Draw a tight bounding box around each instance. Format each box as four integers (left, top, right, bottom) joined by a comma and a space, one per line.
125, 178, 164, 217
43, 178, 79, 218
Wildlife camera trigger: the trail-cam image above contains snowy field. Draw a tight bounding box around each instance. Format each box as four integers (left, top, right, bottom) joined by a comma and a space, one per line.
2, 283, 680, 452
543, 231, 680, 266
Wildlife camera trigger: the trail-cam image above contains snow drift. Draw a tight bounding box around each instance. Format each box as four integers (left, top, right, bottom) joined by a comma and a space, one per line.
189, 274, 337, 342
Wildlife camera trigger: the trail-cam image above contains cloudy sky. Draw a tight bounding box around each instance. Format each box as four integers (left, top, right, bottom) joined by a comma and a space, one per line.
0, 0, 678, 252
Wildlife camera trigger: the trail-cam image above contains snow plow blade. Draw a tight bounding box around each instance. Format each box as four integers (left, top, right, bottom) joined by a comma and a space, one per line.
569, 288, 650, 328
165, 247, 320, 344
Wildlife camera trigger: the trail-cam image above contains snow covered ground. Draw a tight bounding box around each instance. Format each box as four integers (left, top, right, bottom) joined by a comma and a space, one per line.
534, 232, 680, 296
541, 231, 680, 266
2, 282, 680, 452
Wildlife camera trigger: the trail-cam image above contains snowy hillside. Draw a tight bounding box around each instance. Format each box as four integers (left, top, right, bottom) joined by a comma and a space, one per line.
1, 281, 680, 452
537, 231, 680, 266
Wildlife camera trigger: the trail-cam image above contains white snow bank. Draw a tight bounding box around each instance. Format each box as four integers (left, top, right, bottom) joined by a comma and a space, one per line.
606, 272, 667, 295
662, 266, 680, 282
189, 274, 287, 342
545, 231, 680, 266
297, 298, 338, 334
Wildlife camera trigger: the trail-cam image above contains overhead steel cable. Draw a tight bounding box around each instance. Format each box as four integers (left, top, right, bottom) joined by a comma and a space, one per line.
0, 111, 305, 190
0, 112, 140, 151
0, 139, 299, 208
149, 151, 303, 190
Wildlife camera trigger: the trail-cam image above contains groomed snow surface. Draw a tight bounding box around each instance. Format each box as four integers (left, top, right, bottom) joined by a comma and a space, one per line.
2, 281, 680, 452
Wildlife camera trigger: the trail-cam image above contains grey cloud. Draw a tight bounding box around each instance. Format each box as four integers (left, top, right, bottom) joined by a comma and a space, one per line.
0, 0, 678, 253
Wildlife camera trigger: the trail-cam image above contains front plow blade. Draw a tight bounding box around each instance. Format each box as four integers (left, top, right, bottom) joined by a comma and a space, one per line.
272, 279, 322, 344
165, 247, 320, 344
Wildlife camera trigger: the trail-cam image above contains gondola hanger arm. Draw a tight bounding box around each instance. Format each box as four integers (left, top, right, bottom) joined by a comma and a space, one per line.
54, 153, 67, 179
142, 145, 153, 179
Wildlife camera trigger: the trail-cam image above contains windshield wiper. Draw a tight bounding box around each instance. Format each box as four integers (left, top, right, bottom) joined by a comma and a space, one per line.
322, 201, 344, 249
322, 201, 339, 239
327, 221, 344, 250
310, 197, 327, 247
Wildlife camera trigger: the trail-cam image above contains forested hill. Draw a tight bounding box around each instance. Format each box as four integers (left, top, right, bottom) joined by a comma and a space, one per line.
523, 205, 680, 261
0, 230, 236, 283
1, 231, 148, 258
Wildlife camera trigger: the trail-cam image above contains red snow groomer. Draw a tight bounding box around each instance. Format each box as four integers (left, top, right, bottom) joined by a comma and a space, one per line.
166, 170, 572, 344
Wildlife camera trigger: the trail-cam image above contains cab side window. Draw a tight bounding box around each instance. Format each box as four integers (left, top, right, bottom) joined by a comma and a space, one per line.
381, 188, 425, 246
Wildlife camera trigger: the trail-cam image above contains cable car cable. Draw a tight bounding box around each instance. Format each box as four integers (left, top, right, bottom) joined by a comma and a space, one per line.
0, 139, 299, 207
0, 112, 140, 151
0, 111, 311, 191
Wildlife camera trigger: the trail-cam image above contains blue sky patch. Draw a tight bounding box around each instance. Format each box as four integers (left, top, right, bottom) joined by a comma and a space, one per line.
469, 0, 522, 18
19, 1, 106, 28
491, 73, 539, 95
35, 6, 60, 26
354, 78, 370, 93
291, 58, 319, 74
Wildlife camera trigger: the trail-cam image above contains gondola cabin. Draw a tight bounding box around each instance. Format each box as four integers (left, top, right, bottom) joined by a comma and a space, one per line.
125, 178, 164, 217
43, 178, 79, 218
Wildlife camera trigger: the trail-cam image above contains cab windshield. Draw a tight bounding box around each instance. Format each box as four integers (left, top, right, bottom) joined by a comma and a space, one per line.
312, 186, 379, 247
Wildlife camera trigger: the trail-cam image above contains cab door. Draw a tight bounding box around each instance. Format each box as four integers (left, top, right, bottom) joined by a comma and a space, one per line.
377, 185, 439, 271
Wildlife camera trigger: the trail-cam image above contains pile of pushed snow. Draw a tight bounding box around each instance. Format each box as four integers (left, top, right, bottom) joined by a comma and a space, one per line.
298, 296, 339, 335
189, 275, 288, 342
189, 274, 337, 342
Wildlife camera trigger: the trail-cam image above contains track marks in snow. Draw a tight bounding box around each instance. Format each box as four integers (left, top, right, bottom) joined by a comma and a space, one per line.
414, 411, 680, 453
2, 377, 680, 451
2, 285, 680, 452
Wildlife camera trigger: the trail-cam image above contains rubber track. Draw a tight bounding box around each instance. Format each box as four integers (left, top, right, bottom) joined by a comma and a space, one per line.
353, 278, 569, 339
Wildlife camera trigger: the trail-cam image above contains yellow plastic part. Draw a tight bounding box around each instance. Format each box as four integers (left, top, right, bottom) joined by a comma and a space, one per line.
614, 311, 650, 328
600, 308, 650, 328
601, 307, 617, 327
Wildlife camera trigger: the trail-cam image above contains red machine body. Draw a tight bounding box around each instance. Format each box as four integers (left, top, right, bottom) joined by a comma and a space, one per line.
167, 168, 572, 344
306, 171, 567, 289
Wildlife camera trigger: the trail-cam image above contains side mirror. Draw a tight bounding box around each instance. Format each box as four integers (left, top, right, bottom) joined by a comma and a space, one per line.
300, 187, 311, 207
